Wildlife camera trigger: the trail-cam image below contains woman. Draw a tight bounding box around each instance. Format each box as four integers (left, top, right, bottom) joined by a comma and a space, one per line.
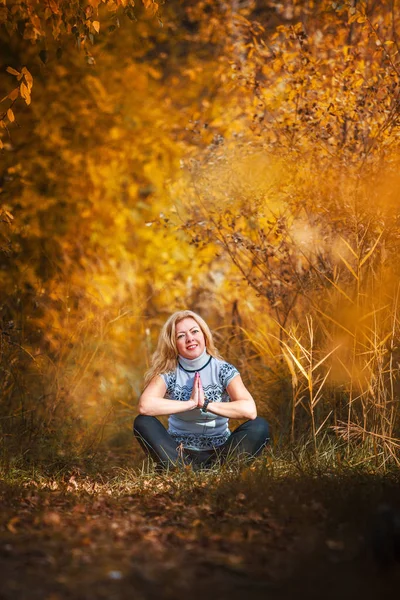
133, 310, 270, 470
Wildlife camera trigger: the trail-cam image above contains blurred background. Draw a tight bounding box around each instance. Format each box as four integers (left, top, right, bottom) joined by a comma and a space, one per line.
1, 0, 400, 469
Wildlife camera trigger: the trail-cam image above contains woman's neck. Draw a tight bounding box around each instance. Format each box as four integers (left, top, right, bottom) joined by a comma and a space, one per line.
178, 348, 210, 372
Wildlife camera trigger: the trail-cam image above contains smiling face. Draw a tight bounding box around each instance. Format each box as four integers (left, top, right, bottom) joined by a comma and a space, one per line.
175, 317, 206, 359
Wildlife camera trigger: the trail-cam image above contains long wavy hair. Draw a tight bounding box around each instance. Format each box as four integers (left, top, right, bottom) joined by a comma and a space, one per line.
144, 310, 223, 387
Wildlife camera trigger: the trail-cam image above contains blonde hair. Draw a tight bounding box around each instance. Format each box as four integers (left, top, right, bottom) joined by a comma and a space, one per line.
144, 310, 223, 387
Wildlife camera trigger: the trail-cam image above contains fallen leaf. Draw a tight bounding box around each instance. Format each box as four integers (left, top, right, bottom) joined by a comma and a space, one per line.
227, 554, 244, 566
42, 511, 61, 526
192, 519, 202, 527
326, 539, 345, 551
7, 516, 19, 534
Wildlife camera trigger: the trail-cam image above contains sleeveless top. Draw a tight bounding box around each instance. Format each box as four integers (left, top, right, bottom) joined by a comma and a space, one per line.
160, 349, 239, 450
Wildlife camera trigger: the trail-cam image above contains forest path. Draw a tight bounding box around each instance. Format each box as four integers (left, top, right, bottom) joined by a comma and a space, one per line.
0, 464, 399, 599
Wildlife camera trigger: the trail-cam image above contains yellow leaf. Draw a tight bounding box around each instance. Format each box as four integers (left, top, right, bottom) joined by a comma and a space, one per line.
0, 87, 19, 103
281, 347, 298, 388
92, 20, 100, 33
7, 108, 14, 122
6, 66, 20, 77
147, 66, 162, 80
338, 253, 358, 280
360, 231, 383, 267
142, 0, 158, 16
0, 138, 3, 150
20, 82, 28, 98
20, 82, 31, 104
21, 67, 33, 86
281, 342, 309, 380
358, 304, 389, 323
312, 345, 341, 372
9, 87, 19, 101
339, 236, 357, 258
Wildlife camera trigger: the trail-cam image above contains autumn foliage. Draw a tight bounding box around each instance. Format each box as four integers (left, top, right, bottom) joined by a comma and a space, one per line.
1, 0, 400, 467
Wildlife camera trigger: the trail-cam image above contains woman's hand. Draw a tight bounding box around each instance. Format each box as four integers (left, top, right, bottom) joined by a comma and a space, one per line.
197, 373, 205, 408
188, 372, 200, 410
139, 376, 201, 416
189, 372, 205, 410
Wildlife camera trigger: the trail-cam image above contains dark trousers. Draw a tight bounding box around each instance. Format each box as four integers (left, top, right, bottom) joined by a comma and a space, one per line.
133, 414, 270, 470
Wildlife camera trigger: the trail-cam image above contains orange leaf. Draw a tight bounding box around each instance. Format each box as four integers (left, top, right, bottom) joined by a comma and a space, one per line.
49, 0, 59, 13
20, 82, 31, 104
92, 20, 100, 33
6, 66, 20, 77
7, 516, 19, 534
8, 87, 19, 101
7, 108, 14, 122
42, 511, 61, 526
21, 67, 33, 87
142, 0, 158, 16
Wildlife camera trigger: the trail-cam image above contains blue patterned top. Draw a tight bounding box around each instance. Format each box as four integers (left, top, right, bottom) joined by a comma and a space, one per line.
160, 352, 239, 450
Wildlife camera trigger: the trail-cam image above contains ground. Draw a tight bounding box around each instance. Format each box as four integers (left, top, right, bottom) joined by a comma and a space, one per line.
0, 453, 399, 600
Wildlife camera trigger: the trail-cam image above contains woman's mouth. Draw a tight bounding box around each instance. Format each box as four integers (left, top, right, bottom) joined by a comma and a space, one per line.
186, 344, 197, 350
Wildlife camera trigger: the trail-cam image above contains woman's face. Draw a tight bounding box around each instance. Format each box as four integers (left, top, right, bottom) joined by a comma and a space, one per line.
175, 317, 206, 359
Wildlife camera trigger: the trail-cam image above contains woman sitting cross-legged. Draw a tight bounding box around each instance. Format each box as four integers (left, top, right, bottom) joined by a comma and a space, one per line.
133, 310, 270, 471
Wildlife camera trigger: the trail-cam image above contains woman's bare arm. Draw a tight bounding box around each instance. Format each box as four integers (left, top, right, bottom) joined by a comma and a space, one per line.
201, 375, 257, 420
138, 375, 197, 416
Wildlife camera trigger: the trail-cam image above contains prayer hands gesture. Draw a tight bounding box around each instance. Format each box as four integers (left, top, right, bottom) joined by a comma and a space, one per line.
189, 372, 205, 410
